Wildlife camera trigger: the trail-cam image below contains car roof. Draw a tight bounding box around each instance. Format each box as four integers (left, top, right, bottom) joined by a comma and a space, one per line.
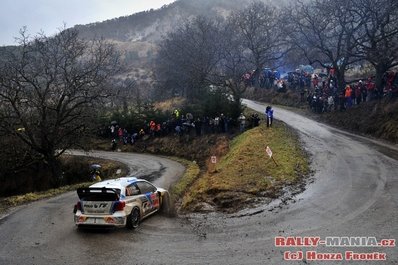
90, 177, 139, 190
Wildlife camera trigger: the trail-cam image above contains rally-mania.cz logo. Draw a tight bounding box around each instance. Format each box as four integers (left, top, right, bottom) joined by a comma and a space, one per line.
275, 236, 396, 261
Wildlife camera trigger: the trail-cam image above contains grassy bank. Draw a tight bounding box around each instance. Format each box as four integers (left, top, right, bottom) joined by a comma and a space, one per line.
168, 158, 200, 200
180, 122, 310, 213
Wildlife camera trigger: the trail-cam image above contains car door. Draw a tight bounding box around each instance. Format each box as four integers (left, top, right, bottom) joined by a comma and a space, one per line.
135, 181, 160, 217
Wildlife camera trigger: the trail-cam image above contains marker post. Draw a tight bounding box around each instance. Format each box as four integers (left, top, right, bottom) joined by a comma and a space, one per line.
210, 155, 217, 173
266, 146, 278, 166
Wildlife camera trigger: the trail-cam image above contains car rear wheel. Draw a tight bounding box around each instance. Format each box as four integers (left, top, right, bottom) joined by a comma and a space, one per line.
126, 208, 140, 229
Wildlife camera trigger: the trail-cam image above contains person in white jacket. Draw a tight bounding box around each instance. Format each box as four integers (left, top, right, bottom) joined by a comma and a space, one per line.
238, 113, 246, 132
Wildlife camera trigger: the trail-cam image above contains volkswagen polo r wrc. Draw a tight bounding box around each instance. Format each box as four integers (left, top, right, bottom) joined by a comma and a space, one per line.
73, 177, 169, 229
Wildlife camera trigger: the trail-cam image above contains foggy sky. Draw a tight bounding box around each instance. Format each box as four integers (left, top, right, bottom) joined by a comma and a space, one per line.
0, 0, 176, 46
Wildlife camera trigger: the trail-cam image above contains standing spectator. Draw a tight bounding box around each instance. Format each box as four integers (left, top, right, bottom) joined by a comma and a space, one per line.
327, 95, 334, 112
219, 114, 226, 133
173, 109, 180, 119
351, 84, 356, 105
345, 85, 353, 108
359, 80, 367, 103
175, 125, 182, 136
238, 113, 246, 132
300, 89, 305, 102
203, 116, 210, 134
316, 96, 324, 113
139, 128, 145, 138
355, 84, 362, 105
149, 120, 156, 137
123, 128, 128, 144
111, 138, 117, 151
339, 91, 346, 111
186, 113, 194, 123
265, 106, 274, 127
155, 123, 161, 137
312, 74, 319, 88
117, 127, 123, 143
130, 129, 138, 144
329, 79, 334, 91
333, 93, 339, 111
194, 118, 202, 136
224, 115, 230, 133
250, 113, 255, 128
209, 117, 215, 134
214, 115, 220, 133
110, 125, 115, 138
253, 113, 260, 127
366, 77, 375, 101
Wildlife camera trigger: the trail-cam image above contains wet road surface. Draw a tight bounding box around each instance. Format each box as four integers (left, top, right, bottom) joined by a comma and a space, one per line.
0, 100, 397, 265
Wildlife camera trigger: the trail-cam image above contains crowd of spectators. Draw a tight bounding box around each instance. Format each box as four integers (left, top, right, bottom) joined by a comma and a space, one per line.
108, 110, 265, 150
301, 70, 398, 113
106, 68, 398, 150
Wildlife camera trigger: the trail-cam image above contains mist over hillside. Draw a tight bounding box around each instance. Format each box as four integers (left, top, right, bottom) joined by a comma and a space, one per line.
72, 0, 279, 85
68, 0, 293, 95
74, 0, 256, 43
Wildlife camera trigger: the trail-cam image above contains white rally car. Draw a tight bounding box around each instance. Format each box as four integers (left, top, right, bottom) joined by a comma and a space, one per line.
74, 177, 168, 229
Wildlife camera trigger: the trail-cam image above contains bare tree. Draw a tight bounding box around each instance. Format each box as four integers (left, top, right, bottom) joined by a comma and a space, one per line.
0, 28, 120, 186
110, 77, 139, 111
231, 1, 284, 87
287, 0, 362, 91
351, 0, 398, 93
216, 19, 252, 115
156, 16, 222, 102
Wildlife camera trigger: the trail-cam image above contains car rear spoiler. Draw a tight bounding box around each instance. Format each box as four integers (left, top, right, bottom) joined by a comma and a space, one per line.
77, 187, 121, 200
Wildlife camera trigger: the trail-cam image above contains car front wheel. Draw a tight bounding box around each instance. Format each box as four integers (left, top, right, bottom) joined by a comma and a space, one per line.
126, 208, 140, 229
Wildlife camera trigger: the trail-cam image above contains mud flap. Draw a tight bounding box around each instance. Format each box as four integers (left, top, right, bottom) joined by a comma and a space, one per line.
159, 191, 175, 217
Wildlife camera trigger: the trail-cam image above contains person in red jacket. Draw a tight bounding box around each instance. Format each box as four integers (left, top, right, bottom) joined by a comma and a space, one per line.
149, 120, 156, 137
117, 127, 123, 142
345, 85, 352, 108
155, 123, 161, 137
366, 77, 375, 101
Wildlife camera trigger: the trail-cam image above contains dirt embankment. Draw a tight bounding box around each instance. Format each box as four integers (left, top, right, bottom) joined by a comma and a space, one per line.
246, 89, 398, 144
103, 133, 234, 168
319, 100, 398, 143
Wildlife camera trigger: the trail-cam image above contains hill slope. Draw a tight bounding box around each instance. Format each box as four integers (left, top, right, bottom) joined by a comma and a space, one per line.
74, 0, 253, 43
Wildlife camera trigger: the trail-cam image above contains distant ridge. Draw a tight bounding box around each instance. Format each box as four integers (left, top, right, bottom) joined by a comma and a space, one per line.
73, 0, 254, 43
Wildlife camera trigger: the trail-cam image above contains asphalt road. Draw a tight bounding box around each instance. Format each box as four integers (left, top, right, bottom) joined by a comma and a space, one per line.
0, 100, 397, 265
